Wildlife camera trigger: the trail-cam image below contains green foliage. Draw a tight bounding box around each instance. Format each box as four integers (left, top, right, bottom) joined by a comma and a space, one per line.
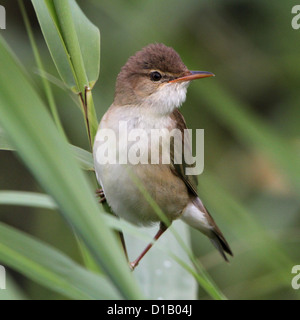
31, 0, 100, 91
0, 34, 141, 299
31, 0, 99, 144
0, 0, 202, 300
0, 222, 121, 300
0, 0, 299, 300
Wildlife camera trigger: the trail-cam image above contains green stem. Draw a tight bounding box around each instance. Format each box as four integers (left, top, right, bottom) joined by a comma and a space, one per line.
19, 0, 67, 140
73, 230, 103, 274
52, 0, 98, 147
85, 88, 98, 147
53, 0, 88, 96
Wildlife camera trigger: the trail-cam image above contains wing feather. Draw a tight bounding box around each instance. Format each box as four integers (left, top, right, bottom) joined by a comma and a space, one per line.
170, 109, 198, 197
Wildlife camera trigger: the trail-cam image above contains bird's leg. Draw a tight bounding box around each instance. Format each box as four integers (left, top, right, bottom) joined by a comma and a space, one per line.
95, 188, 106, 203
95, 187, 167, 269
130, 222, 168, 271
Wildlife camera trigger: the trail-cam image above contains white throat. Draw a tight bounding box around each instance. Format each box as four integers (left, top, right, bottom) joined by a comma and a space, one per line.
139, 81, 190, 115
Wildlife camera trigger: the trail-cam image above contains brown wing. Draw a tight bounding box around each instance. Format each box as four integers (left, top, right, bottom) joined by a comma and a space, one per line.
170, 109, 233, 260
170, 109, 199, 197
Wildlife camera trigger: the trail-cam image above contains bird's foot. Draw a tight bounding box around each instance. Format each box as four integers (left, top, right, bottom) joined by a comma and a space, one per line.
129, 260, 138, 271
96, 188, 106, 203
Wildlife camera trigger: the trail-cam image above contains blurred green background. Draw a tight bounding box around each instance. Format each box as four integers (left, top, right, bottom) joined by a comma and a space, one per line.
0, 0, 300, 299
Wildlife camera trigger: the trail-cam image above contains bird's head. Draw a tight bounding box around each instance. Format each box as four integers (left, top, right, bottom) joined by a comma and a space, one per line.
114, 43, 214, 115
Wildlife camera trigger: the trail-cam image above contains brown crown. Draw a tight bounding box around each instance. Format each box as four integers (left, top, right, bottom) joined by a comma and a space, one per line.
121, 43, 188, 75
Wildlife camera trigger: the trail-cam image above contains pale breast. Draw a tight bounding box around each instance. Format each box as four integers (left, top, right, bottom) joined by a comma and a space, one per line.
93, 105, 190, 226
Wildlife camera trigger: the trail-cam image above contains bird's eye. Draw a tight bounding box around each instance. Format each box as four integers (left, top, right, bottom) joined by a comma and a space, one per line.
150, 71, 162, 82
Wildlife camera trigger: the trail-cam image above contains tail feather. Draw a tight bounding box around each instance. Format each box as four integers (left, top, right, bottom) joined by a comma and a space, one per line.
210, 229, 233, 262
181, 197, 233, 262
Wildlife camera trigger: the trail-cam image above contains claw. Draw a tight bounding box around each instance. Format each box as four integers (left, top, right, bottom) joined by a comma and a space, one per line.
95, 188, 106, 203
99, 197, 106, 203
129, 261, 137, 271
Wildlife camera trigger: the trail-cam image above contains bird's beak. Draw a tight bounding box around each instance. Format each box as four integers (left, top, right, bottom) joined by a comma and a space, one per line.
169, 70, 215, 83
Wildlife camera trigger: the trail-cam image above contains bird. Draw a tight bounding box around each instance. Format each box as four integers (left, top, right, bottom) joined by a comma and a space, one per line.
93, 43, 233, 269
